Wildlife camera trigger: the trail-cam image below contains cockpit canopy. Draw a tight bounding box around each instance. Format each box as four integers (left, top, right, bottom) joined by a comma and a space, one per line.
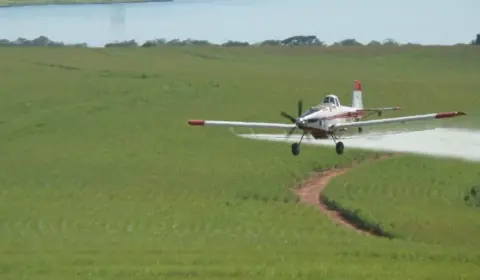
300, 95, 341, 118
322, 95, 340, 107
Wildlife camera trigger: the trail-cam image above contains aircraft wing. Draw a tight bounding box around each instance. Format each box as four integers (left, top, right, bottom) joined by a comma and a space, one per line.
360, 106, 401, 112
330, 111, 466, 131
188, 119, 296, 129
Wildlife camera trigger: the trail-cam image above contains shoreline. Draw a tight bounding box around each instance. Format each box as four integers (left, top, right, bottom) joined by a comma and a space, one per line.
0, 0, 172, 8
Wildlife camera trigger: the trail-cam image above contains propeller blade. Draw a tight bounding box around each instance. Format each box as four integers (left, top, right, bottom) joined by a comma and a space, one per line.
282, 99, 305, 138
281, 112, 296, 123
286, 127, 296, 137
297, 100, 303, 117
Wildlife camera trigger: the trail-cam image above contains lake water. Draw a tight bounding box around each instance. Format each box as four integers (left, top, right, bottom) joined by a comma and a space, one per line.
0, 0, 478, 47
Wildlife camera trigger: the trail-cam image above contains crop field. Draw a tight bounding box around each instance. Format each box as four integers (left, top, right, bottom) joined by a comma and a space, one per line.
0, 45, 479, 279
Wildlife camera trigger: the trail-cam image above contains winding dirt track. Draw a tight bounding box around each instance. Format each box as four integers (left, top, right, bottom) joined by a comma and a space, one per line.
294, 154, 393, 236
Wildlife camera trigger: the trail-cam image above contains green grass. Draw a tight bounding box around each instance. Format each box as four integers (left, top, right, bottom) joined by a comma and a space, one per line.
0, 0, 170, 7
323, 155, 480, 246
0, 45, 479, 279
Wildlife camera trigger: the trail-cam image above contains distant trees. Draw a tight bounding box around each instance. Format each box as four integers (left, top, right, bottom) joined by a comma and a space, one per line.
0, 36, 86, 47
0, 34, 478, 48
104, 39, 138, 47
104, 35, 402, 48
367, 40, 382, 46
279, 35, 325, 46
382, 38, 400, 46
140, 38, 214, 47
138, 35, 324, 47
331, 38, 362, 46
221, 40, 250, 47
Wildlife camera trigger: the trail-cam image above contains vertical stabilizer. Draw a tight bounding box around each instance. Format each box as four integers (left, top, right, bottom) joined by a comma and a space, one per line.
352, 80, 363, 109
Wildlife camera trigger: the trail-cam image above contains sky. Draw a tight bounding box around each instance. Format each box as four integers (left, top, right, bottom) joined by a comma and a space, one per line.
0, 0, 478, 46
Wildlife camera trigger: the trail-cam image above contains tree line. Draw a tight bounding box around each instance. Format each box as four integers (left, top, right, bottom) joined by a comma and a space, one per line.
0, 34, 479, 48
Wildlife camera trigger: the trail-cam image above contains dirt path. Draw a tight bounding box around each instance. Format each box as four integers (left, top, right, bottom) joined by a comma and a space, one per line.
294, 154, 393, 236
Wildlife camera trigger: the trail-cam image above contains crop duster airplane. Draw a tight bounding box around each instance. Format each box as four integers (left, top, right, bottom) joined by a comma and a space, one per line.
188, 80, 466, 156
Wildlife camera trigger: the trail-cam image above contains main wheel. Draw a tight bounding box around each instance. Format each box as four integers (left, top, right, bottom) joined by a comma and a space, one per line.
358, 127, 363, 134
291, 143, 300, 156
335, 141, 344, 155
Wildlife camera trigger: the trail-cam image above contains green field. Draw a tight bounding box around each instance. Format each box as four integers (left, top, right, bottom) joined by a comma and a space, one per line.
0, 0, 170, 7
0, 45, 479, 279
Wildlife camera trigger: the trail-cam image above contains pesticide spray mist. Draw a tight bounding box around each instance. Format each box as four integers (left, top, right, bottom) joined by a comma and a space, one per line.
237, 127, 480, 163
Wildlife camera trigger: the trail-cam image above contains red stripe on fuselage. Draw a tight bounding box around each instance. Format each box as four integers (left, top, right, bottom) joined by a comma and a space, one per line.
303, 127, 329, 139
326, 110, 365, 120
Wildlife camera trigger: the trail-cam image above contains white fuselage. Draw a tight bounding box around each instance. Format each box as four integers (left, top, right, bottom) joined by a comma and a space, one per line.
296, 102, 364, 139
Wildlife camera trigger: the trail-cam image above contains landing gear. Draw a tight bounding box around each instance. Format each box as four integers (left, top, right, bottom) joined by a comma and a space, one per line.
331, 133, 344, 155
335, 141, 344, 155
290, 132, 306, 156
289, 132, 344, 156
291, 143, 300, 156
358, 127, 363, 134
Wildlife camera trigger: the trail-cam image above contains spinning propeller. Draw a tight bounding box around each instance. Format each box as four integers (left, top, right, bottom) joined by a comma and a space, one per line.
281, 100, 304, 137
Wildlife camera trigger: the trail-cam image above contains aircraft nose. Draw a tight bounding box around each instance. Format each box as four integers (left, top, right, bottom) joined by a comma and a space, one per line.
295, 118, 305, 127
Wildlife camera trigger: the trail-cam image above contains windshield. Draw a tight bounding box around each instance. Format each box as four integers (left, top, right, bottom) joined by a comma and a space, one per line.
322, 95, 339, 106
322, 96, 334, 104
300, 107, 319, 117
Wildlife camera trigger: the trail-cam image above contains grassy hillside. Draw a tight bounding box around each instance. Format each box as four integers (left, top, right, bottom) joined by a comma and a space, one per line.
0, 46, 479, 279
